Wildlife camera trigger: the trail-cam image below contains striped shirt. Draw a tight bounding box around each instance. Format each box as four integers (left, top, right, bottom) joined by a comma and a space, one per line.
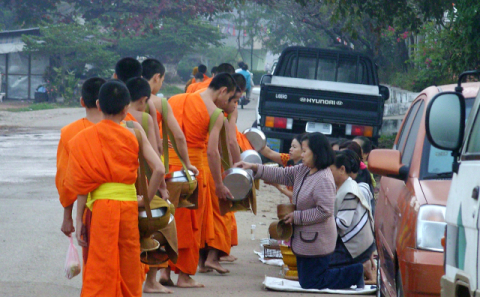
255, 164, 337, 256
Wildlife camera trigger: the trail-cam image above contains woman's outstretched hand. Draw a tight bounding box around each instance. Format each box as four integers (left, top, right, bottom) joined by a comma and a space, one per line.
233, 161, 257, 172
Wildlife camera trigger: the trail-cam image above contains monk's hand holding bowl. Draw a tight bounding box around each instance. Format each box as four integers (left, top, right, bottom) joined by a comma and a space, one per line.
283, 212, 294, 225
216, 184, 234, 201
187, 164, 199, 175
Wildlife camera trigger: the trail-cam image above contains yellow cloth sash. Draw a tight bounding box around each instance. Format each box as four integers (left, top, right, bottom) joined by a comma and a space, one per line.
86, 183, 137, 210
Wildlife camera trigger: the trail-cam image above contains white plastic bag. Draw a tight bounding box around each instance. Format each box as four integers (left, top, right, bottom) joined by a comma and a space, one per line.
64, 235, 81, 279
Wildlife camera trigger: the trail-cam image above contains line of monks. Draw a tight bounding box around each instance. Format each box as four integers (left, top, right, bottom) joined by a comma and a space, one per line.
56, 58, 256, 296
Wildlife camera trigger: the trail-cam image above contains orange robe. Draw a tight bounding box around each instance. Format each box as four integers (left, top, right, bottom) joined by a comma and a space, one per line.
201, 146, 232, 255
56, 118, 95, 265
186, 77, 212, 93
56, 118, 94, 208
65, 120, 142, 297
167, 92, 210, 275
226, 127, 255, 248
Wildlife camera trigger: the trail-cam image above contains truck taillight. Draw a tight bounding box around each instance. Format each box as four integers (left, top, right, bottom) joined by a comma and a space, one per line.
345, 124, 373, 137
265, 116, 293, 129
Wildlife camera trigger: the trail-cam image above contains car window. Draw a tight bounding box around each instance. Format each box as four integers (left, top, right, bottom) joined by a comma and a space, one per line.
396, 100, 421, 151
296, 56, 317, 79
401, 101, 425, 165
466, 111, 480, 153
316, 58, 336, 82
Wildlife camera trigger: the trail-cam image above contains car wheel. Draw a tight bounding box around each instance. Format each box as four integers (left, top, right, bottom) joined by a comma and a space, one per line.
396, 267, 404, 297
376, 258, 384, 297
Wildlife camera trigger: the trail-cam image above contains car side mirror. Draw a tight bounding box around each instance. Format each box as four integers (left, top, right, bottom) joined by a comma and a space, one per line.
368, 149, 409, 180
425, 92, 465, 152
260, 74, 272, 85
379, 85, 390, 101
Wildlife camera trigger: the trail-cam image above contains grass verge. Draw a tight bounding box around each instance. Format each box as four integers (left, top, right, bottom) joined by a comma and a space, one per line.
6, 102, 59, 112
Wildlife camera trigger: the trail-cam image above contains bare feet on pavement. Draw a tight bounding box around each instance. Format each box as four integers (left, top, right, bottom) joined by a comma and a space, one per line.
219, 255, 237, 262
177, 273, 204, 288
143, 281, 173, 294
205, 259, 230, 274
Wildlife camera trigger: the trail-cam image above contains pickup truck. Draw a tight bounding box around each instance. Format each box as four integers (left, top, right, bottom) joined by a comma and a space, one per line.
257, 46, 389, 153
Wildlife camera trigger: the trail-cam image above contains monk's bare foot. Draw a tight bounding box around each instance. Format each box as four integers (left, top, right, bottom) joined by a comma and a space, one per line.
205, 259, 230, 274
144, 281, 173, 294
177, 273, 204, 288
219, 255, 237, 262
159, 267, 174, 287
198, 267, 213, 273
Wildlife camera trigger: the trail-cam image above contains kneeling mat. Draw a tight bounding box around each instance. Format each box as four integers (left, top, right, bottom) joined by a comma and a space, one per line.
263, 276, 376, 295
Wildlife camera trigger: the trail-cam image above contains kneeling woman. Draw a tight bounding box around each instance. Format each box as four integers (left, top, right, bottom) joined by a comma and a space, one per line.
235, 133, 364, 290
329, 150, 375, 275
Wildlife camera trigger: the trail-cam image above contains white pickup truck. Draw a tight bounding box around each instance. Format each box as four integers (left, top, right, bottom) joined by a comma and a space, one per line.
425, 70, 480, 297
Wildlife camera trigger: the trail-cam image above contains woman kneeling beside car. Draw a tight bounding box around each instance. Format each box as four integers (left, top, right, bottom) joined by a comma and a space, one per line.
235, 132, 364, 290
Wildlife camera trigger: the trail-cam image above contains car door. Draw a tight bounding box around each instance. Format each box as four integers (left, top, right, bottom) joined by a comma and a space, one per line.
377, 99, 424, 295
447, 107, 480, 291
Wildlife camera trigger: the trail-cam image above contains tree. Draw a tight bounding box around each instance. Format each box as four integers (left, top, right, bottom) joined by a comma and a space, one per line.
115, 17, 222, 78
22, 22, 119, 103
409, 1, 480, 90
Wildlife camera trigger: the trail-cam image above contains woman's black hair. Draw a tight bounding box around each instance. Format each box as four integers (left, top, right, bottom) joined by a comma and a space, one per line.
301, 132, 335, 170
333, 150, 360, 174
286, 133, 307, 166
336, 149, 375, 194
339, 140, 364, 161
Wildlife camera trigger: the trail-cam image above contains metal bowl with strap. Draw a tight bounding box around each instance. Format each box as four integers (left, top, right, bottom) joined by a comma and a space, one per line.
160, 97, 198, 209
132, 128, 171, 250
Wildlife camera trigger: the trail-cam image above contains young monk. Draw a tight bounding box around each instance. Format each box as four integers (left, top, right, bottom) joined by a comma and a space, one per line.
124, 77, 161, 158
198, 73, 243, 273
66, 80, 167, 296
57, 78, 105, 267
191, 63, 236, 94
186, 64, 214, 93
194, 72, 204, 83
141, 58, 198, 175
160, 73, 236, 288
57, 77, 106, 237
125, 76, 174, 294
114, 57, 163, 155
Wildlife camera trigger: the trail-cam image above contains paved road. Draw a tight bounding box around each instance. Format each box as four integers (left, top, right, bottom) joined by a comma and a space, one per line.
0, 101, 363, 296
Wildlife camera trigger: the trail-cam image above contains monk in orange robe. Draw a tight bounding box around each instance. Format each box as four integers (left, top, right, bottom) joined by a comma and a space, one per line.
114, 57, 164, 155
160, 73, 236, 287
197, 69, 244, 272
56, 77, 106, 267
142, 58, 199, 176
66, 80, 166, 297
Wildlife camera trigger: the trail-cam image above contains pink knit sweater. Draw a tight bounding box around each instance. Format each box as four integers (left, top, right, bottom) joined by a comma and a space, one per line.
255, 164, 337, 256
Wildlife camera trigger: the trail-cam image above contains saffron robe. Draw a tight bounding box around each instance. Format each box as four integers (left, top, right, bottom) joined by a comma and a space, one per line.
65, 120, 143, 297
167, 93, 211, 275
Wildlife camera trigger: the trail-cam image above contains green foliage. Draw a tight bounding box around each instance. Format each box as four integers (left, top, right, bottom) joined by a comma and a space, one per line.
22, 22, 118, 104
378, 134, 397, 149
159, 84, 184, 98
409, 2, 480, 87
7, 102, 58, 112
115, 18, 222, 64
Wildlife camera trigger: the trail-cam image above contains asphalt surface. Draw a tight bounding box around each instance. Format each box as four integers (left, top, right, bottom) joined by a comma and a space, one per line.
0, 99, 362, 296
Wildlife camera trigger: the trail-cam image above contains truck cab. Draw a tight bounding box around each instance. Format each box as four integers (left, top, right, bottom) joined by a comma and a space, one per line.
425, 71, 480, 297
258, 46, 388, 153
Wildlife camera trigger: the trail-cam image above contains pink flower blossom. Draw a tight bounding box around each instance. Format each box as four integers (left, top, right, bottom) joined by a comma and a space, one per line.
397, 38, 401, 42
388, 26, 394, 32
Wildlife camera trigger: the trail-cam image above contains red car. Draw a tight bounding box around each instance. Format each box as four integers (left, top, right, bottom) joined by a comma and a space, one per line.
369, 83, 480, 297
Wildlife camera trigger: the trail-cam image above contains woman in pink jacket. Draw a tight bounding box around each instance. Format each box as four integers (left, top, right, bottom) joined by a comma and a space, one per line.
235, 132, 364, 290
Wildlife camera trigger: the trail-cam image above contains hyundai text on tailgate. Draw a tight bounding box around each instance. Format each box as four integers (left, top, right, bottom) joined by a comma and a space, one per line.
258, 46, 389, 153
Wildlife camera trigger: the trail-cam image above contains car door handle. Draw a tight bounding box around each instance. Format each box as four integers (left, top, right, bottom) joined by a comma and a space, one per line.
472, 186, 479, 200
